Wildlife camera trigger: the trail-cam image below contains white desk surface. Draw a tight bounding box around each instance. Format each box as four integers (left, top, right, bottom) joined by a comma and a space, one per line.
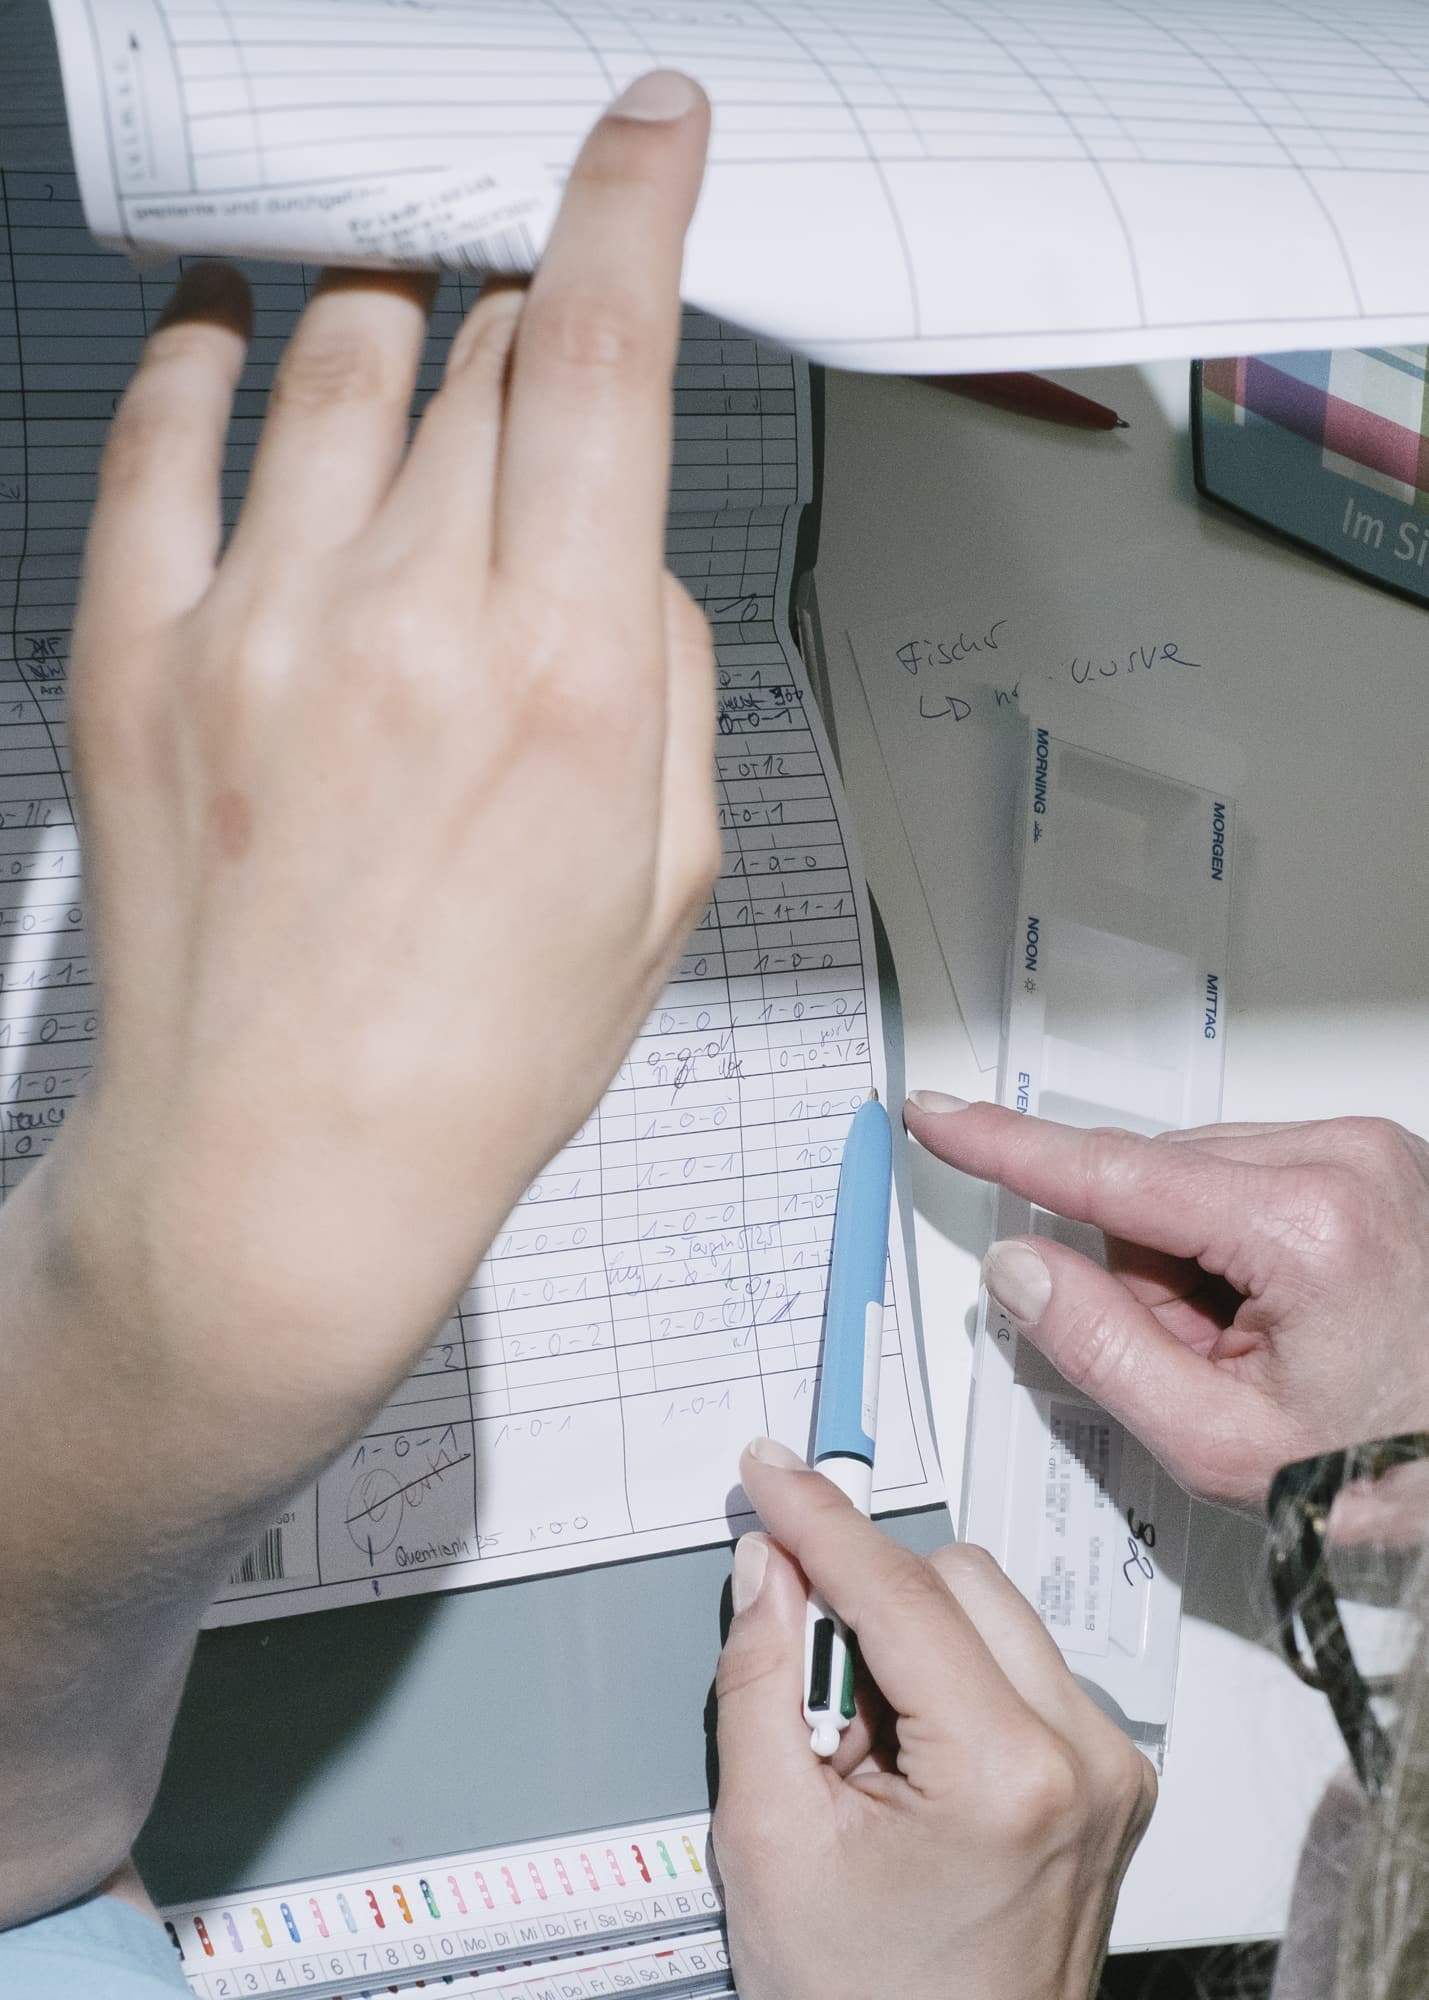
813, 360, 1429, 1950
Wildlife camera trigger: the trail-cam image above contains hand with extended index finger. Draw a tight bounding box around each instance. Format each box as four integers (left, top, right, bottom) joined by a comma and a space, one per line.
45, 71, 716, 1505
714, 1439, 1154, 2000
904, 1094, 1429, 1506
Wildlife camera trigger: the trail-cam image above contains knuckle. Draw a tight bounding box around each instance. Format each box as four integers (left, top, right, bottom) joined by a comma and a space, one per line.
870, 1548, 956, 1631
1269, 1120, 1425, 1278
1092, 1727, 1156, 1816
1274, 1164, 1373, 1268
985, 1732, 1082, 1849
330, 594, 423, 685
933, 1540, 1003, 1593
523, 283, 662, 382
1330, 1115, 1410, 1174
315, 588, 454, 736
713, 1626, 787, 1713
522, 649, 614, 747
1049, 1293, 1123, 1400
1074, 1125, 1214, 1226
96, 411, 156, 505
98, 379, 179, 501
516, 608, 644, 743
1122, 1749, 1158, 1835
271, 329, 398, 415
1071, 1126, 1152, 1212
98, 327, 237, 507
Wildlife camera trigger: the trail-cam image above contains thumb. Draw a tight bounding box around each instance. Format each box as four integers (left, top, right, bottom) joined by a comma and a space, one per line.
715, 1533, 826, 1822
984, 1236, 1272, 1502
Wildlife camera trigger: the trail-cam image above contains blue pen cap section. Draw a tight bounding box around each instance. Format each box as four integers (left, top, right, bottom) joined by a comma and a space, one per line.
813, 1099, 893, 1466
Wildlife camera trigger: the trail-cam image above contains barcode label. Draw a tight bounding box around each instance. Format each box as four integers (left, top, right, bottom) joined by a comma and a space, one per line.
229, 1526, 285, 1587
453, 221, 536, 274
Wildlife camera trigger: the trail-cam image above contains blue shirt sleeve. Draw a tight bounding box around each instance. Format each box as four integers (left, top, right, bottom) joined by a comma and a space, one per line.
0, 1892, 190, 1996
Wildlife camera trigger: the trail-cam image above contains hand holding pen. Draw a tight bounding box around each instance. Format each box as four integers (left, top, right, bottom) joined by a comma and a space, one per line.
715, 1094, 1154, 2000
714, 1449, 1156, 2000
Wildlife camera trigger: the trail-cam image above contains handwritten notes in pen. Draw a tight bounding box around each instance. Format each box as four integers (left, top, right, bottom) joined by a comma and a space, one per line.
847, 552, 1220, 1069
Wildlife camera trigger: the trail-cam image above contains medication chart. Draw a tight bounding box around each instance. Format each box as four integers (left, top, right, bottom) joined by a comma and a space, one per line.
0, 177, 939, 1622
45, 0, 1429, 372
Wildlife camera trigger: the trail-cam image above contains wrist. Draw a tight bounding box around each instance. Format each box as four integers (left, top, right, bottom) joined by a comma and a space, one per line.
5, 1106, 303, 1529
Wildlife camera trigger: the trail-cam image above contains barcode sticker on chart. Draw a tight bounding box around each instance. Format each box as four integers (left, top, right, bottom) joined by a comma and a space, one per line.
451, 221, 537, 274
224, 1505, 321, 1594
228, 1528, 285, 1589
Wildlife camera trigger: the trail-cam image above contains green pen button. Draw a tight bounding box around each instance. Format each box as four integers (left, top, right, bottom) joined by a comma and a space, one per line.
839, 1638, 858, 1720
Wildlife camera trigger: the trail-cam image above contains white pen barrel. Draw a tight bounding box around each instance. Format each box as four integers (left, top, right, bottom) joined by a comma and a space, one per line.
801, 1452, 872, 1754
812, 1452, 873, 1517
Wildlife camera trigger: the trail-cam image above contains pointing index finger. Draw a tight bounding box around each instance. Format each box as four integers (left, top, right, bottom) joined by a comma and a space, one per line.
904, 1096, 1260, 1270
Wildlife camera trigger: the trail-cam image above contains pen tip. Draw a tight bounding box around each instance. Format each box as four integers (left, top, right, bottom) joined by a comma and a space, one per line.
1114, 416, 1130, 429
868, 1087, 879, 1102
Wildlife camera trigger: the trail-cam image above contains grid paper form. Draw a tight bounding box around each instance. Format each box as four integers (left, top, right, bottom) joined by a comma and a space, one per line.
0, 146, 939, 1622
38, 0, 1429, 369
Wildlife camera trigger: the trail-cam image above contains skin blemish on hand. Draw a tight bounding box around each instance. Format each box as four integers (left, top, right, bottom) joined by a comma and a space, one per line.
211, 787, 254, 861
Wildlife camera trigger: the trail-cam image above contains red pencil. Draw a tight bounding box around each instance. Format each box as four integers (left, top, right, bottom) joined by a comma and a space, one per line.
912, 371, 1127, 430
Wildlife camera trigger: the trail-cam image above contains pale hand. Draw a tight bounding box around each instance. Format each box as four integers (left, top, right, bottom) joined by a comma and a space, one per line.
714, 1440, 1155, 2000
41, 73, 717, 1499
906, 1097, 1429, 1506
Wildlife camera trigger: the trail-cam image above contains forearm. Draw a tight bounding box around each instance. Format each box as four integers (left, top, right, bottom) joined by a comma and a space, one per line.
0, 1138, 292, 1926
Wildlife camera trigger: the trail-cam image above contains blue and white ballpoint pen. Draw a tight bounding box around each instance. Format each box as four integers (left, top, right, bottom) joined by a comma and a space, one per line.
803, 1090, 893, 1757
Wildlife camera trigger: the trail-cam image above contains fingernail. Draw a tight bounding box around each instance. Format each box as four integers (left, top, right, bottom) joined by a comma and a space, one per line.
983, 1239, 1052, 1328
154, 261, 252, 338
731, 1534, 769, 1615
610, 69, 699, 122
907, 1090, 971, 1116
746, 1436, 806, 1472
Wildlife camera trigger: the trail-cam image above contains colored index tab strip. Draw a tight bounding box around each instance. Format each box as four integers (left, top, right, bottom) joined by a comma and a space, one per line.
178, 1928, 734, 2000
161, 1813, 725, 2000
